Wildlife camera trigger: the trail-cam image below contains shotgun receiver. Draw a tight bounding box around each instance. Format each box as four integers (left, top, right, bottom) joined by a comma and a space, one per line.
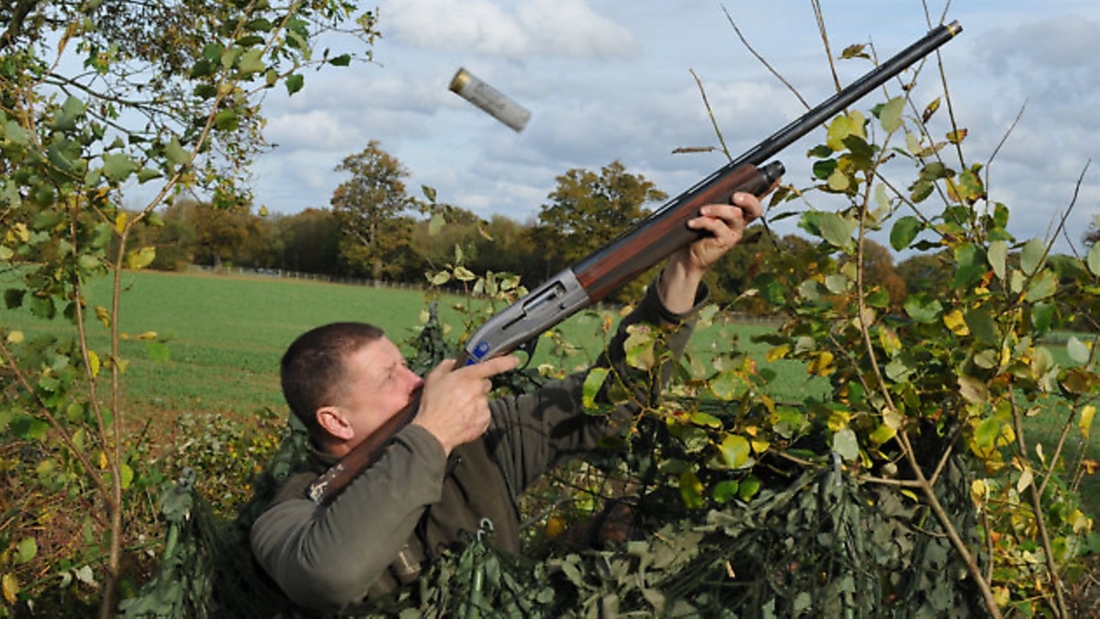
308, 20, 963, 505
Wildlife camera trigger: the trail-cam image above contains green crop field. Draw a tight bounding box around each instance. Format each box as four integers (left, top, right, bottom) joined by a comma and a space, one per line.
0, 269, 825, 418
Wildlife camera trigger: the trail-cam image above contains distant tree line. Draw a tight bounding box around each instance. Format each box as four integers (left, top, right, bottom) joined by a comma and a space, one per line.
130, 142, 1098, 320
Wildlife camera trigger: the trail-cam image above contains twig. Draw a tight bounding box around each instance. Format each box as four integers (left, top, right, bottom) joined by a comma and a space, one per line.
720, 6, 811, 111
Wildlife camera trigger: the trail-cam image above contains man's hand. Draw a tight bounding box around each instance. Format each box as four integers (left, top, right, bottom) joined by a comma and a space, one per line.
659, 191, 764, 313
412, 354, 520, 455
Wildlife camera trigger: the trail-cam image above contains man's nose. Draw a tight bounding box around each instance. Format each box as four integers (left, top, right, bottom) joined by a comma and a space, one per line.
405, 369, 424, 392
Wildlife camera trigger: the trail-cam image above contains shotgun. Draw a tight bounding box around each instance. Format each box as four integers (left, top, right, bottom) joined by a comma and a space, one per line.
308, 20, 963, 505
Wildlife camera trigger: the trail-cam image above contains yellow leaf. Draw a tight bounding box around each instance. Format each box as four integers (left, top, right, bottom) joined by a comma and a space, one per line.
5, 330, 23, 344
808, 351, 835, 377
883, 408, 903, 430
135, 331, 158, 341
1016, 466, 1034, 494
877, 327, 902, 357
1081, 405, 1096, 440
970, 479, 989, 505
98, 451, 108, 469
2, 572, 19, 604
11, 222, 30, 242
765, 345, 789, 362
943, 309, 969, 336
88, 350, 100, 378
115, 212, 128, 235
826, 409, 850, 433
126, 246, 156, 270
95, 305, 111, 328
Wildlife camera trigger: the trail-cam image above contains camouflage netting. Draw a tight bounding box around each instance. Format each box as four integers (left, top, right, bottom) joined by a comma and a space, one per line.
118, 426, 988, 619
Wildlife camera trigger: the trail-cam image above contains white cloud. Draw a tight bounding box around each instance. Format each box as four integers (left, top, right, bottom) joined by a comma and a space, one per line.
381, 0, 637, 59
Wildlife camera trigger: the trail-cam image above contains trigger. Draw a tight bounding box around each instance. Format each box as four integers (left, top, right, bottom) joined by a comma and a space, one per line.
515, 338, 538, 370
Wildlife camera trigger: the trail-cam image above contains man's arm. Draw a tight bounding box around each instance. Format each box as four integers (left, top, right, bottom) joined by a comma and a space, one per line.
659, 193, 761, 312
250, 424, 446, 611
486, 193, 765, 497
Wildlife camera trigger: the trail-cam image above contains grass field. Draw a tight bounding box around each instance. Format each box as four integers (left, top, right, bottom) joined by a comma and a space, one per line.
0, 269, 825, 415
2, 269, 1096, 514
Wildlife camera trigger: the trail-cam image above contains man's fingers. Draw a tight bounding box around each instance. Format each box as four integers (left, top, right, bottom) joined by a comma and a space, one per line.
731, 192, 764, 221
461, 354, 520, 379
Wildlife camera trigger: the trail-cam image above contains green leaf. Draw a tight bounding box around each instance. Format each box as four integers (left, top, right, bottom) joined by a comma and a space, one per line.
624, 328, 655, 371
818, 212, 856, 249
1025, 270, 1058, 302
163, 136, 188, 164
1020, 238, 1047, 275
738, 475, 761, 501
214, 108, 239, 131
102, 153, 138, 183
1031, 302, 1054, 334
965, 306, 998, 346
1066, 336, 1090, 365
15, 538, 37, 564
710, 369, 747, 401
988, 240, 1007, 280
973, 415, 1000, 448
718, 434, 751, 469
953, 243, 987, 289
904, 293, 942, 323
285, 73, 304, 95
1087, 241, 1100, 276
712, 480, 740, 504
52, 96, 85, 131
582, 367, 610, 410
832, 427, 860, 462
910, 179, 934, 203
889, 216, 921, 251
238, 48, 265, 75
879, 97, 905, 133
958, 374, 988, 405
329, 53, 352, 67
453, 266, 475, 281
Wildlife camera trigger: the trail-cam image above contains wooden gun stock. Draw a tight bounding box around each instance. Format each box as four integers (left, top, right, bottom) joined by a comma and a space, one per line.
574, 162, 783, 301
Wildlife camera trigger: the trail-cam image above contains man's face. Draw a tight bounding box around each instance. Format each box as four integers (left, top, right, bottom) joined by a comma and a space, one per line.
326, 337, 423, 448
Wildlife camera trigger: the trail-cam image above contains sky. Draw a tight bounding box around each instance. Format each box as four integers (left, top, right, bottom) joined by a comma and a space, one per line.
246, 0, 1100, 257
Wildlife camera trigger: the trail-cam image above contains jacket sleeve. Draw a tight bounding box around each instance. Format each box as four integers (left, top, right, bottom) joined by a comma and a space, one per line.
249, 424, 446, 612
485, 277, 708, 499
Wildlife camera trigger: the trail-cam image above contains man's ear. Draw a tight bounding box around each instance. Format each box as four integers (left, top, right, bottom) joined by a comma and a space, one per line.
316, 406, 354, 441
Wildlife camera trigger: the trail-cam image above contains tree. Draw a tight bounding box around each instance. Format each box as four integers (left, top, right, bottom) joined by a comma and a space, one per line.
0, 2, 377, 615
529, 161, 667, 298
164, 198, 260, 268
895, 251, 953, 297
331, 141, 421, 280
272, 208, 342, 275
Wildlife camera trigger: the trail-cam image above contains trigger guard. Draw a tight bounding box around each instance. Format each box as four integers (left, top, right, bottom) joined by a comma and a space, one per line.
515, 338, 538, 370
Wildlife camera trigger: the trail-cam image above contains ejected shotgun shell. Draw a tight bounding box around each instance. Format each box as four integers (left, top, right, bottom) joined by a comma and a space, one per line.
449, 68, 531, 132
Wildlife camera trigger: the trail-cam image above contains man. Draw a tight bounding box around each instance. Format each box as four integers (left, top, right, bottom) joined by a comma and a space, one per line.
250, 193, 765, 612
